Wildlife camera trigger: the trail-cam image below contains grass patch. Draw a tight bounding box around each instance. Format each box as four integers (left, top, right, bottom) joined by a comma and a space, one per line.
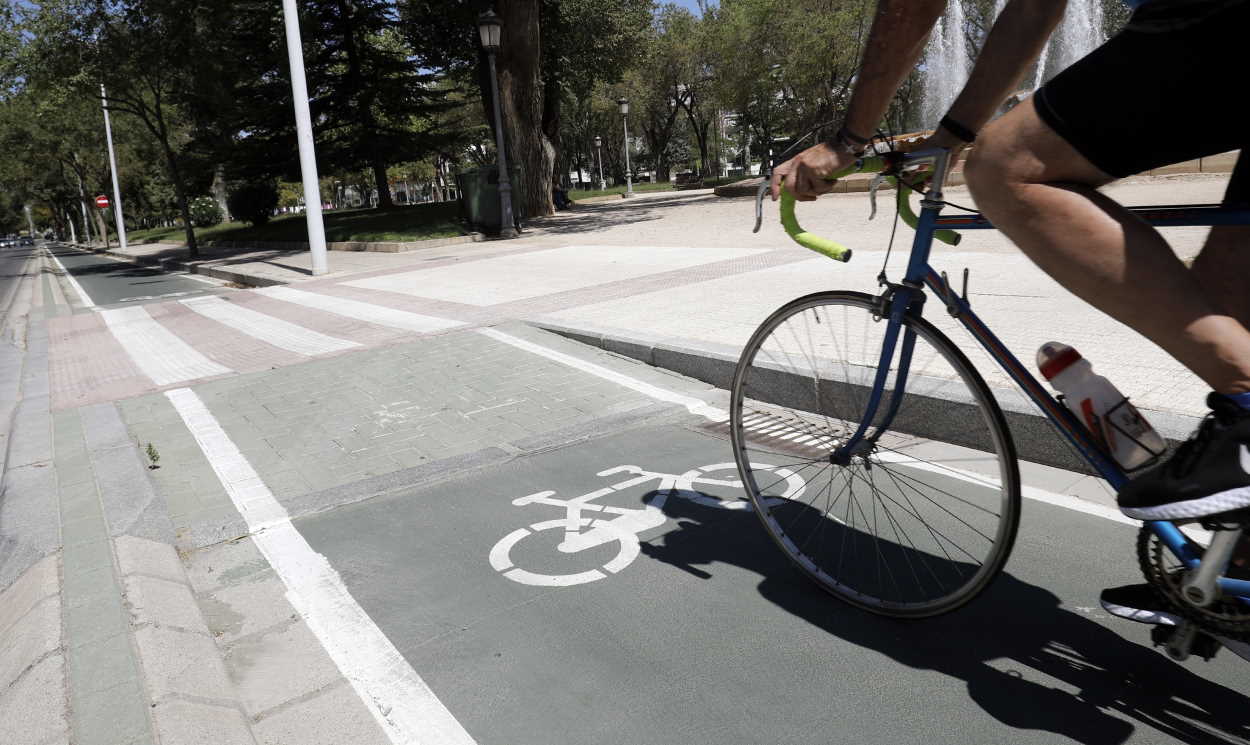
127, 202, 466, 246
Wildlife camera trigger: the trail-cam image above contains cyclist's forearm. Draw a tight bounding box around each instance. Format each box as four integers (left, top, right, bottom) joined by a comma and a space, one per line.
844, 0, 946, 138
943, 0, 1067, 133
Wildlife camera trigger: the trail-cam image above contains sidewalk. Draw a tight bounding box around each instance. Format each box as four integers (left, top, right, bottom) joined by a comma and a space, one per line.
66, 172, 1232, 424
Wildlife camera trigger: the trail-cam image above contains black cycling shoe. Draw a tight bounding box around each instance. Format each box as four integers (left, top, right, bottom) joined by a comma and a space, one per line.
1117, 393, 1250, 521
1100, 583, 1180, 626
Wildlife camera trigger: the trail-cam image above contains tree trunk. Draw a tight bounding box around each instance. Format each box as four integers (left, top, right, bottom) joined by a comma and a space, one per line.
211, 163, 230, 220
497, 0, 554, 218
372, 161, 393, 208
93, 207, 110, 249
160, 140, 199, 257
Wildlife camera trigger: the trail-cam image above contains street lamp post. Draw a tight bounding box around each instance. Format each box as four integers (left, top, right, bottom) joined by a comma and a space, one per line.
617, 99, 634, 198
100, 84, 128, 251
594, 136, 606, 191
479, 11, 518, 239
280, 0, 329, 275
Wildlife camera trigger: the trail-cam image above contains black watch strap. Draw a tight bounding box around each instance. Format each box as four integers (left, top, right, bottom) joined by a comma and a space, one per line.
939, 115, 977, 143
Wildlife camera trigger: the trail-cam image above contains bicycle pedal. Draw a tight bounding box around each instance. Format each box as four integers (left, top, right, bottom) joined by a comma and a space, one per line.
1151, 623, 1222, 662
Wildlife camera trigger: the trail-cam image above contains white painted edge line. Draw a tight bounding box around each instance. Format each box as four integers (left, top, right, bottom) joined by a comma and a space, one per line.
164, 387, 477, 745
478, 327, 729, 422
44, 245, 95, 308
477, 326, 1179, 533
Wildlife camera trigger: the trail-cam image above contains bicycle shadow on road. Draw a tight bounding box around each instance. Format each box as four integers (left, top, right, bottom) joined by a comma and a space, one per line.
639, 494, 1250, 745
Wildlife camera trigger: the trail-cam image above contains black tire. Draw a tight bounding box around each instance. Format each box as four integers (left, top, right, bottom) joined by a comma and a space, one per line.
730, 291, 1021, 617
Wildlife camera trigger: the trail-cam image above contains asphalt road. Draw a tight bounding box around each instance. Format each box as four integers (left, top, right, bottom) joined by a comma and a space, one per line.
46, 242, 220, 306
296, 419, 1250, 745
0, 241, 39, 322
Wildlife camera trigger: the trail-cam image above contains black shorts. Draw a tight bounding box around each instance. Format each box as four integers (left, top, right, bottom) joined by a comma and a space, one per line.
1033, 0, 1250, 206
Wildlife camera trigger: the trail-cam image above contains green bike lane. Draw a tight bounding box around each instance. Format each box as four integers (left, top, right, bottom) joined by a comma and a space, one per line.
124, 322, 1250, 745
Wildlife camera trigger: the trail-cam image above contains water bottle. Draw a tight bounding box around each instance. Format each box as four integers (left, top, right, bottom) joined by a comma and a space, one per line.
1036, 342, 1166, 470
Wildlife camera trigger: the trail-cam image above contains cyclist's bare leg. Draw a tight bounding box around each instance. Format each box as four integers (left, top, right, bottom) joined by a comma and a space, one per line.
1191, 226, 1250, 330
964, 99, 1250, 395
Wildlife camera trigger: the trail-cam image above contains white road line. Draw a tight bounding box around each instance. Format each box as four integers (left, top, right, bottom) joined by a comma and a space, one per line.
164, 388, 476, 745
256, 286, 463, 333
181, 295, 361, 356
100, 306, 232, 385
478, 327, 729, 422
45, 246, 95, 308
478, 326, 1155, 529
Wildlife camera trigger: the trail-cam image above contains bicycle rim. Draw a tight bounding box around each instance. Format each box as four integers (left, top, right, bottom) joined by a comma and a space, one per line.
730, 291, 1020, 617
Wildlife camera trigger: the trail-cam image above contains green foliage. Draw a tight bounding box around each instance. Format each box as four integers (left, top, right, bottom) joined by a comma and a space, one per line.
144, 443, 160, 469
189, 197, 223, 228
227, 182, 280, 227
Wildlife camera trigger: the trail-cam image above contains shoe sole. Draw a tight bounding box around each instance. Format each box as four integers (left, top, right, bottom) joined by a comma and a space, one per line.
1120, 484, 1250, 521
1101, 599, 1250, 662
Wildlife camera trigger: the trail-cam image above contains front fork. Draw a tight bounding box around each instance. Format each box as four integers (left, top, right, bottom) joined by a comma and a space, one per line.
830, 281, 925, 465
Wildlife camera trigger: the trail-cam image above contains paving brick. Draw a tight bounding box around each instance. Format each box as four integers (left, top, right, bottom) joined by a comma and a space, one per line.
67, 632, 139, 695
252, 681, 388, 745
0, 595, 60, 690
115, 535, 185, 583
0, 653, 69, 745
62, 538, 114, 579
124, 575, 207, 633
64, 592, 128, 648
150, 699, 253, 745
133, 626, 234, 703
74, 681, 153, 745
226, 619, 340, 715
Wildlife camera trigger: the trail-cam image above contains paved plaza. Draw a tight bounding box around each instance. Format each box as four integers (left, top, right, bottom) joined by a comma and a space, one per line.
3, 173, 1250, 744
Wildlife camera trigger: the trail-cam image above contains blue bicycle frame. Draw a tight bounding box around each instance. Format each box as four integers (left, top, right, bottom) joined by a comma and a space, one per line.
818, 148, 1250, 601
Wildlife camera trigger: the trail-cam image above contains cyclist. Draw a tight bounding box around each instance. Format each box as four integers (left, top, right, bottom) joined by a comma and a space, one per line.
772, 0, 1250, 625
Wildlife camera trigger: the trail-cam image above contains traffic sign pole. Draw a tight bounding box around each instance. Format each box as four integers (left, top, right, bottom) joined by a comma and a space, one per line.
100, 84, 128, 251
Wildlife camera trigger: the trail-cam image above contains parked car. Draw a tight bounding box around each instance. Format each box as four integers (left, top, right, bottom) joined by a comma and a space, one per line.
19, 236, 33, 246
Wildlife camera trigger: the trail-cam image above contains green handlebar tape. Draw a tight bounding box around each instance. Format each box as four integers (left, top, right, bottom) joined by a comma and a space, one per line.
779, 189, 853, 262
893, 181, 961, 246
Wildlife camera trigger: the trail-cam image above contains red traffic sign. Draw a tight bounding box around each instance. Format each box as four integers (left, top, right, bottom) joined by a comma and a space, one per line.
95, 195, 110, 209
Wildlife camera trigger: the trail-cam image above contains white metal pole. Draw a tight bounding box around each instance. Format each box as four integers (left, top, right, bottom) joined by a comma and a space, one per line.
100, 84, 128, 251
281, 0, 328, 275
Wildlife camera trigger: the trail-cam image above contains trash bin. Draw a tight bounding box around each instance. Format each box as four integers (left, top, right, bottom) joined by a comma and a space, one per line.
456, 165, 525, 232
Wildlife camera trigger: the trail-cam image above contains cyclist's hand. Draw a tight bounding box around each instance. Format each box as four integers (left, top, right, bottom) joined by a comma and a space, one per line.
770, 143, 856, 202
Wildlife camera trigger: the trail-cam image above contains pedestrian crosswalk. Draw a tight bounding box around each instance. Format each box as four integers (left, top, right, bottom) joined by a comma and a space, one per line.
253, 286, 464, 334
99, 306, 233, 386
50, 284, 466, 409
180, 295, 362, 357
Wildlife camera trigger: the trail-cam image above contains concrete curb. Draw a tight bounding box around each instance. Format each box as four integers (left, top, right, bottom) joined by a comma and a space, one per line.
205, 232, 485, 253
65, 242, 286, 289
532, 320, 1201, 476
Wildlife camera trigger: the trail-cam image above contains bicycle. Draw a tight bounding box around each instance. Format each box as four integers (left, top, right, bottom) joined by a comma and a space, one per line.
488, 462, 805, 587
734, 147, 1250, 661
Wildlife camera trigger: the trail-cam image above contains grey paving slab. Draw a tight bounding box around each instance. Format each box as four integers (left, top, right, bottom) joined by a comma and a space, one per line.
149, 699, 254, 745
251, 681, 388, 745
74, 681, 153, 745
0, 653, 70, 745
79, 402, 174, 542
295, 422, 1250, 745
0, 593, 59, 690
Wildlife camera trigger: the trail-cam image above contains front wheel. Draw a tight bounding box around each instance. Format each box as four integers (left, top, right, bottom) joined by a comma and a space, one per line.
730, 291, 1021, 617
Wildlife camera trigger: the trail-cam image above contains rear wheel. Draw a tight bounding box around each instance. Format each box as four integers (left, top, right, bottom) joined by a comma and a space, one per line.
730, 291, 1021, 617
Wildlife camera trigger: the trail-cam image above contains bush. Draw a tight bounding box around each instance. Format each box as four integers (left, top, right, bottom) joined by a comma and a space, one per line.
227, 181, 280, 226
188, 196, 223, 228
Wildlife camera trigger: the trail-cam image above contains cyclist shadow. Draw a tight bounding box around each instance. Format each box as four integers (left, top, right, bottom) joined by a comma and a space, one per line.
639, 493, 1250, 745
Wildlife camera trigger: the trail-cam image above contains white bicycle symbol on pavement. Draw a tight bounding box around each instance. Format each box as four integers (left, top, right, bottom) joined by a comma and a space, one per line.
488, 462, 807, 587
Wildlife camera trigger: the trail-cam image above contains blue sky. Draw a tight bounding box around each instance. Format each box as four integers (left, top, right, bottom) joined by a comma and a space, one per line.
669, 0, 714, 14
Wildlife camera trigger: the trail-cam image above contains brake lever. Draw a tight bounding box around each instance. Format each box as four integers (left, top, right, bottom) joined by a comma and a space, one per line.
753, 170, 771, 234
